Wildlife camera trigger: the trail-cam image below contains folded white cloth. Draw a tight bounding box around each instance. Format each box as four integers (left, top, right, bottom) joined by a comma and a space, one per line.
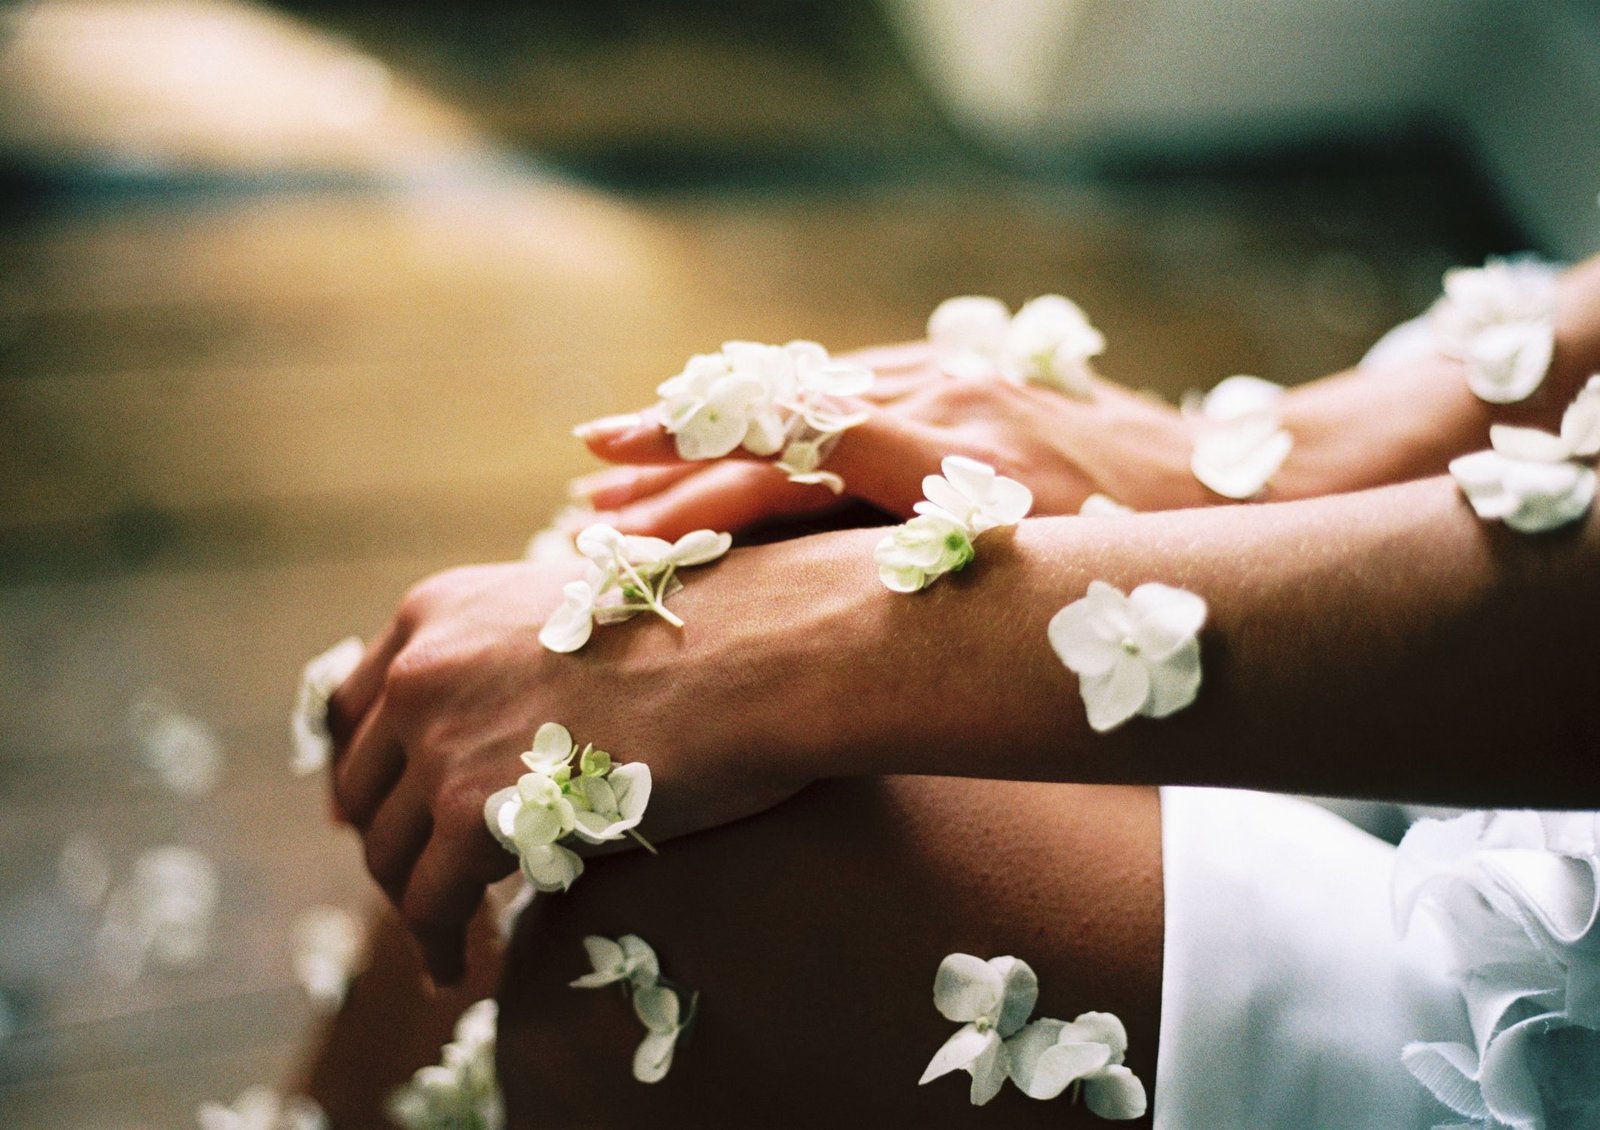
1156, 788, 1468, 1128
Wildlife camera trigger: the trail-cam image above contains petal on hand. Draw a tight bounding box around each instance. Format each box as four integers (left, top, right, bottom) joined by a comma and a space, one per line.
608, 762, 653, 821
673, 408, 748, 461
806, 361, 875, 398
512, 802, 568, 849
538, 583, 596, 653
933, 953, 1002, 1023
922, 475, 974, 525
940, 455, 997, 499
980, 476, 1034, 527
669, 529, 733, 567
529, 722, 574, 768
521, 843, 583, 893
919, 1024, 994, 1085
1084, 1064, 1149, 1120
1128, 583, 1207, 663
1082, 657, 1150, 734
878, 559, 929, 593
483, 788, 520, 849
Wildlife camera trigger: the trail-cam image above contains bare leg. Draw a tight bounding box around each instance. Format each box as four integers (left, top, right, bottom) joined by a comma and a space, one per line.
497, 778, 1163, 1128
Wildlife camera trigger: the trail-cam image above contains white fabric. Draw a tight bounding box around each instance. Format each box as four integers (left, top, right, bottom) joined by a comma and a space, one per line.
1155, 787, 1468, 1129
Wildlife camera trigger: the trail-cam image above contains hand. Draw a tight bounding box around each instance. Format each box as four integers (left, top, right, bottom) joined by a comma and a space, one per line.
568, 343, 1208, 540
324, 550, 836, 983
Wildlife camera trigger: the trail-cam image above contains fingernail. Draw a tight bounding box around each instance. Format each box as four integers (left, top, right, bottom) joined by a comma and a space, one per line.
572, 413, 643, 440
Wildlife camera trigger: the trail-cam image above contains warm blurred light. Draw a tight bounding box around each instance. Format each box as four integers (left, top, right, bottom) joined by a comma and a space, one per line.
0, 0, 480, 176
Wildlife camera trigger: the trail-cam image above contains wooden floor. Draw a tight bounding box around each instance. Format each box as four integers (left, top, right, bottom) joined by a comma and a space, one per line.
0, 2, 1517, 1126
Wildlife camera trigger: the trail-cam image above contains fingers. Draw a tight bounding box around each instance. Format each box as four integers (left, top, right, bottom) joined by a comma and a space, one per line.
403, 823, 515, 985
333, 696, 407, 830
573, 409, 686, 465
361, 768, 433, 907
600, 460, 839, 540
326, 619, 406, 748
566, 463, 701, 510
826, 409, 955, 518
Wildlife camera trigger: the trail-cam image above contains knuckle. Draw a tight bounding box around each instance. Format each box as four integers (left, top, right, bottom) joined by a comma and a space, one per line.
383, 640, 446, 707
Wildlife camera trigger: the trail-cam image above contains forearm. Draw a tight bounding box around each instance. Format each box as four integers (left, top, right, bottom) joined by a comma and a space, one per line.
1277, 256, 1600, 500
725, 477, 1596, 807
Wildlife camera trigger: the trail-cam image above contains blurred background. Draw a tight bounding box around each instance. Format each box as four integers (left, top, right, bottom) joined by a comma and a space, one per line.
0, 1, 1596, 1125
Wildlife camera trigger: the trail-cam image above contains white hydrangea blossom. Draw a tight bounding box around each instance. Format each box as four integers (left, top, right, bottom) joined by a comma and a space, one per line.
1079, 493, 1133, 517
1006, 1013, 1148, 1119
570, 933, 697, 1083
539, 524, 732, 653
483, 723, 653, 894
290, 637, 363, 776
1394, 811, 1600, 1129
876, 456, 1033, 592
292, 905, 365, 1011
1430, 259, 1558, 404
1181, 375, 1292, 500
921, 953, 1146, 1118
97, 845, 220, 982
1449, 376, 1600, 534
920, 953, 1038, 1105
928, 294, 1105, 396
1048, 580, 1207, 733
197, 1085, 327, 1130
388, 999, 503, 1130
655, 339, 873, 491
130, 691, 223, 798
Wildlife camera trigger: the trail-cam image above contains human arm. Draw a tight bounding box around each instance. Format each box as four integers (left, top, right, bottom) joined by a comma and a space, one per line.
332, 470, 1598, 981
570, 256, 1600, 538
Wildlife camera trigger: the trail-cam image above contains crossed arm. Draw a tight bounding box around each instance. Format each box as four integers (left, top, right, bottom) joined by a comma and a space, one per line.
325, 257, 1600, 985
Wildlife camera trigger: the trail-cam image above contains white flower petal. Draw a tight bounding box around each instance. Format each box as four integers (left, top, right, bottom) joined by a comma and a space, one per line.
632, 1030, 678, 1084
1560, 375, 1600, 458
668, 529, 733, 567
634, 983, 681, 1033
804, 361, 875, 398
618, 934, 661, 987
538, 582, 596, 653
1059, 1011, 1129, 1061
608, 762, 653, 822
932, 952, 1003, 1024
1084, 1063, 1149, 1120
1081, 656, 1151, 734
290, 637, 364, 776
921, 475, 973, 525
1197, 374, 1285, 421
1489, 424, 1570, 463
1024, 1040, 1113, 1101
929, 296, 1010, 378
990, 956, 1039, 1038
1047, 600, 1124, 680
528, 722, 574, 769
1079, 492, 1133, 517
520, 843, 583, 893
570, 935, 626, 988
920, 1023, 993, 1085
967, 1032, 1009, 1106
1128, 583, 1208, 663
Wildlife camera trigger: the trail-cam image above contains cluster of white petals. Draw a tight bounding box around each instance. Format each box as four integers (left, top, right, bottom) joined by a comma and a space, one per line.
1393, 810, 1600, 1129
928, 295, 1105, 396
1450, 376, 1600, 534
1079, 493, 1133, 517
388, 999, 503, 1130
1048, 580, 1207, 733
290, 637, 363, 776
197, 1085, 327, 1130
539, 524, 732, 653
876, 456, 1033, 592
1181, 375, 1293, 500
655, 339, 873, 491
131, 691, 223, 798
1430, 259, 1558, 404
96, 845, 220, 982
483, 723, 652, 893
570, 933, 695, 1083
292, 905, 365, 1011
920, 953, 1145, 1118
